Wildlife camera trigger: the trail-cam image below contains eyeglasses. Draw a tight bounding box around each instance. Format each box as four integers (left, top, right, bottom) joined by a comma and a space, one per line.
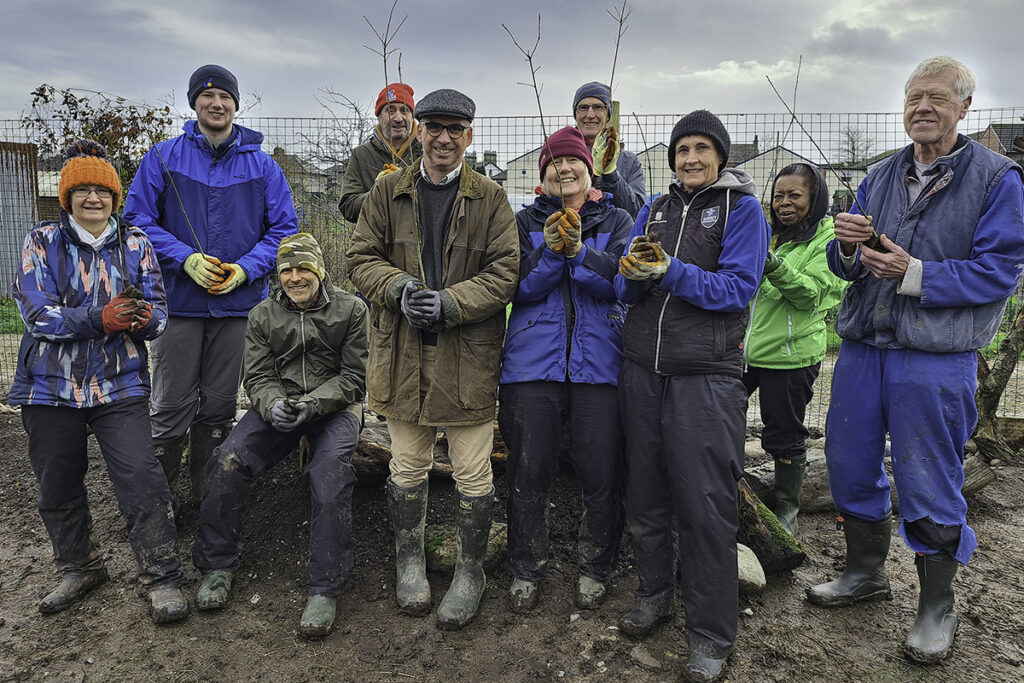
423, 122, 469, 139
576, 103, 607, 115
71, 187, 114, 199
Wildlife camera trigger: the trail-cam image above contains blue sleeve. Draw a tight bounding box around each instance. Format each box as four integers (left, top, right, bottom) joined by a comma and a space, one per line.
658, 195, 769, 312
127, 232, 168, 340
919, 170, 1024, 307
12, 230, 104, 341
123, 145, 195, 277
235, 156, 299, 281
826, 176, 868, 280
598, 151, 646, 218
569, 208, 632, 300
614, 203, 655, 304
513, 212, 565, 304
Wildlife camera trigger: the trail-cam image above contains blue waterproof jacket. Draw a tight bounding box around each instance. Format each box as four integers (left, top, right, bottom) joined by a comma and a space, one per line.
123, 120, 298, 317
827, 136, 1024, 352
500, 192, 632, 386
9, 213, 168, 407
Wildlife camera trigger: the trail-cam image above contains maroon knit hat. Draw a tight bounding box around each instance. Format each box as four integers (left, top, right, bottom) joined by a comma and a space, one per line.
376, 83, 415, 115
537, 126, 594, 177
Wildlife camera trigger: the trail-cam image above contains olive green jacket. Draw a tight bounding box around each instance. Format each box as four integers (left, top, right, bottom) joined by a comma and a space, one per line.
346, 161, 519, 425
338, 130, 422, 223
243, 283, 368, 424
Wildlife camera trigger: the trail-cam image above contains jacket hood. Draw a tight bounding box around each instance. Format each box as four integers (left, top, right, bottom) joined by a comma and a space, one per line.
671, 167, 757, 199
769, 163, 829, 245
183, 119, 264, 149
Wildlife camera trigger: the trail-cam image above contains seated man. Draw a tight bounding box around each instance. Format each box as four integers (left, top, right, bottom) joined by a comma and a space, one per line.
191, 232, 368, 637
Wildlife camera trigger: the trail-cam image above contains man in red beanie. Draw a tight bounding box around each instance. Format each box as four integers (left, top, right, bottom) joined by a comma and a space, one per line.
338, 83, 423, 223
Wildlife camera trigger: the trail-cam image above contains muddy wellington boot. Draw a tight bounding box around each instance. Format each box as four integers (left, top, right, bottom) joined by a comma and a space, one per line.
508, 578, 540, 613
437, 489, 494, 630
387, 479, 431, 616
806, 515, 892, 607
39, 568, 109, 614
153, 436, 187, 521
149, 584, 189, 624
904, 552, 960, 664
772, 456, 807, 536
188, 422, 232, 509
299, 595, 337, 638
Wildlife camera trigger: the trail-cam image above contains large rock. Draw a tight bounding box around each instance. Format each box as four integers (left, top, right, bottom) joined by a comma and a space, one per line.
424, 521, 507, 573
737, 543, 766, 595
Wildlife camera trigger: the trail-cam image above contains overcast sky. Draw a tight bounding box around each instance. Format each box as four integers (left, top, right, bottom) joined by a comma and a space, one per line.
2, 0, 1021, 122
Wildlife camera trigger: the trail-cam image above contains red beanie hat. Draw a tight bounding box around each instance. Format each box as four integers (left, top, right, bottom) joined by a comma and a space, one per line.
538, 126, 594, 178
375, 83, 415, 115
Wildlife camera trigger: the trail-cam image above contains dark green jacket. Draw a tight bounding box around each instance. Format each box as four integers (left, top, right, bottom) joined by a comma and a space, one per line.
338, 131, 422, 223
243, 282, 368, 424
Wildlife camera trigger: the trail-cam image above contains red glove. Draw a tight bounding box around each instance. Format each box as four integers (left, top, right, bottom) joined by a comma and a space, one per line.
101, 297, 135, 334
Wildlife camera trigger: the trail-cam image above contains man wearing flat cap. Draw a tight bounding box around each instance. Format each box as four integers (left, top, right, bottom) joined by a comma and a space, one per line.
347, 88, 518, 630
572, 81, 646, 217
192, 232, 368, 638
339, 82, 423, 223
124, 64, 298, 517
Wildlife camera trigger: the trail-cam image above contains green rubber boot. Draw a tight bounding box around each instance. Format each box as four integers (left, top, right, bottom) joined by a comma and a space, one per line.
437, 488, 494, 630
772, 456, 806, 536
299, 595, 337, 638
806, 515, 892, 607
196, 570, 234, 611
386, 479, 431, 616
904, 552, 959, 664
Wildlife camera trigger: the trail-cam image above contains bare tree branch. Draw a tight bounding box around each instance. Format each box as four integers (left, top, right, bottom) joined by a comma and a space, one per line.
606, 1, 631, 93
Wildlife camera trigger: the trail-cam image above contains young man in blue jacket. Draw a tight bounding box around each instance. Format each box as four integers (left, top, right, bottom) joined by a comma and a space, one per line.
808, 56, 1024, 665
124, 65, 298, 515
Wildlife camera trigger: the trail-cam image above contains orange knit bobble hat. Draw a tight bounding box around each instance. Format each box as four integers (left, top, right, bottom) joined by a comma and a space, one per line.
58, 140, 122, 212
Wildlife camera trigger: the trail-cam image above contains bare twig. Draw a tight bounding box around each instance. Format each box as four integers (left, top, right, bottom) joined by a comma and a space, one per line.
503, 16, 564, 209
762, 54, 802, 205
363, 0, 409, 166
606, 1, 631, 94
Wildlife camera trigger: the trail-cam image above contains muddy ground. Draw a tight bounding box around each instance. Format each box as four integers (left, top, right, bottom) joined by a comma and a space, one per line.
1, 411, 1022, 683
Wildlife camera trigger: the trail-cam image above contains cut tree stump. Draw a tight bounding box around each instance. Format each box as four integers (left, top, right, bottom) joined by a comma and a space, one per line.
736, 478, 806, 575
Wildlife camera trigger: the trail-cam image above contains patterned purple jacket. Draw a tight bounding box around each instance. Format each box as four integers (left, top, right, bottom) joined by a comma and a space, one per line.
9, 212, 167, 407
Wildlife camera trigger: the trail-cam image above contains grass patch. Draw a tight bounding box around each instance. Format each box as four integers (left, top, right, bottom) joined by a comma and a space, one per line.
0, 299, 25, 335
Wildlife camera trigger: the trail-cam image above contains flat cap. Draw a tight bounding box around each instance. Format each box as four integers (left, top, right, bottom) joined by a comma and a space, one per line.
414, 89, 475, 122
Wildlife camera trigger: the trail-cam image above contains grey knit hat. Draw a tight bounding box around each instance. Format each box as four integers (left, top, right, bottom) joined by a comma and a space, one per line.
414, 89, 475, 122
668, 110, 731, 171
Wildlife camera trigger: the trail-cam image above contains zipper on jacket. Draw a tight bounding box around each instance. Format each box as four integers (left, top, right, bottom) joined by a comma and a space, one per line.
653, 202, 690, 373
742, 287, 760, 367
300, 312, 308, 392
786, 314, 793, 355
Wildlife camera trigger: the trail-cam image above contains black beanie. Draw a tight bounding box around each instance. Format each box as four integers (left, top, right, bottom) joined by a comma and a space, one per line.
668, 110, 731, 171
188, 65, 240, 109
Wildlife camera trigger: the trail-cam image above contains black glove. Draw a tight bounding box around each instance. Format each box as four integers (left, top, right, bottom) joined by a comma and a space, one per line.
408, 288, 443, 327
399, 280, 430, 328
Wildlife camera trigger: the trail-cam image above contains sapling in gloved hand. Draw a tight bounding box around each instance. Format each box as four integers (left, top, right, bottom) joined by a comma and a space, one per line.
591, 127, 621, 176
207, 263, 247, 295
407, 288, 444, 327
400, 280, 431, 328
184, 252, 225, 288
618, 234, 669, 281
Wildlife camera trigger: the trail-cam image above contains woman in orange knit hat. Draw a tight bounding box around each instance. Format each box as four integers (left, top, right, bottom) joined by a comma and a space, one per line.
10, 140, 189, 624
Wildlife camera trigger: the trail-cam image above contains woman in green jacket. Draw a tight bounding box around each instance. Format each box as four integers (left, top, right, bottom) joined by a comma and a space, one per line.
743, 163, 845, 534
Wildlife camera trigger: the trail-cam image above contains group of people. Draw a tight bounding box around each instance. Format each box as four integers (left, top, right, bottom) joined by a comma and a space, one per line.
11, 54, 1024, 681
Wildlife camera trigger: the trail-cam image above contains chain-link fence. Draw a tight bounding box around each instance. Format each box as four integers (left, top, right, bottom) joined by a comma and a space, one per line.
3, 108, 1024, 429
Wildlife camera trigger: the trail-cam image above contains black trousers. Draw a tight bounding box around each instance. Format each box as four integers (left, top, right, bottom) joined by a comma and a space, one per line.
619, 359, 745, 657
192, 408, 360, 597
499, 381, 625, 582
22, 396, 182, 587
742, 363, 820, 461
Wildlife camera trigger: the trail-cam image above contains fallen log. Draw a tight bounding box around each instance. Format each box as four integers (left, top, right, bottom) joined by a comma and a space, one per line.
736, 478, 806, 575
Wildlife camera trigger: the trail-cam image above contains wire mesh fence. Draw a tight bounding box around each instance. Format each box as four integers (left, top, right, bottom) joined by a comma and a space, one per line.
3, 107, 1024, 430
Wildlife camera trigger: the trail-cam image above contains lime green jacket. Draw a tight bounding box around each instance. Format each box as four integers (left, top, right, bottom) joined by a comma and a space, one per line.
743, 216, 845, 369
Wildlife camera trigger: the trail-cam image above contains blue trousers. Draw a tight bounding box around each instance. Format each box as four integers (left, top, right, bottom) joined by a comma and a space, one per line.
825, 340, 977, 564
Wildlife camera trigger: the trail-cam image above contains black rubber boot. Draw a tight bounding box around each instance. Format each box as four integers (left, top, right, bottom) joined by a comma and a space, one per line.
806, 515, 892, 607
188, 422, 232, 509
772, 456, 806, 536
437, 488, 494, 630
386, 479, 431, 617
39, 568, 109, 614
153, 436, 187, 520
904, 552, 959, 664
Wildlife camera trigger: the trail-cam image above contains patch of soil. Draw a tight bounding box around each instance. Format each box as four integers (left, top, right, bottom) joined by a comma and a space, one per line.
1, 412, 1022, 682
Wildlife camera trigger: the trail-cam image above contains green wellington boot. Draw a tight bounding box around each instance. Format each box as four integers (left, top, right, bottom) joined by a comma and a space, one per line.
386, 479, 431, 616
772, 456, 806, 536
437, 489, 494, 630
299, 595, 337, 638
806, 515, 893, 607
196, 569, 234, 611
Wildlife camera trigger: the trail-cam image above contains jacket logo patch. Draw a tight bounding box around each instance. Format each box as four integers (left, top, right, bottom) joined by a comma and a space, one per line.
701, 207, 719, 228
655, 211, 663, 220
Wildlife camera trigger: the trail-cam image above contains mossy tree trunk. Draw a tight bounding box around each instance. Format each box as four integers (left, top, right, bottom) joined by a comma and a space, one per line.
975, 307, 1024, 463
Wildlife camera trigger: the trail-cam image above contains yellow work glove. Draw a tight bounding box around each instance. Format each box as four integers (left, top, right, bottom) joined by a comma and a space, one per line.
207, 263, 247, 295
591, 126, 620, 175
557, 208, 582, 258
184, 253, 224, 289
544, 211, 567, 253
375, 163, 400, 183
618, 235, 669, 280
